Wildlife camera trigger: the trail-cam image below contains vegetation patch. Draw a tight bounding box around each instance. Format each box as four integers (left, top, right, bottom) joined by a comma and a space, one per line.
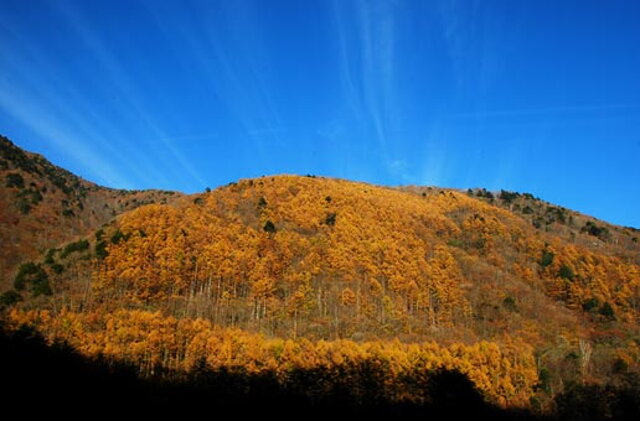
13, 262, 51, 297
60, 239, 90, 259
5, 173, 24, 188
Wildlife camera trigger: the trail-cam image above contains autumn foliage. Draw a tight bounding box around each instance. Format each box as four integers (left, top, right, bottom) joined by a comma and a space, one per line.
3, 172, 640, 412
7, 308, 538, 407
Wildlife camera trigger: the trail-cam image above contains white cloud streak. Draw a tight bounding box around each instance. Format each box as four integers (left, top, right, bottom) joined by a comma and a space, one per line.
448, 103, 640, 119
333, 0, 402, 177
52, 1, 208, 188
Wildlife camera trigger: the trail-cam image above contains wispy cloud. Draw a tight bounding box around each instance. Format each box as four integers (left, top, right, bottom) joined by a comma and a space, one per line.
438, 0, 504, 113
357, 0, 393, 155
388, 158, 417, 184
447, 103, 640, 119
0, 15, 144, 187
332, 1, 365, 124
247, 127, 289, 137
52, 1, 208, 188
0, 86, 133, 188
333, 0, 402, 178
149, 1, 288, 163
419, 124, 448, 187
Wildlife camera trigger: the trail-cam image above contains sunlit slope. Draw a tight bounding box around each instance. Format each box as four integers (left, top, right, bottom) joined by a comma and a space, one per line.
7, 173, 640, 410
77, 175, 638, 343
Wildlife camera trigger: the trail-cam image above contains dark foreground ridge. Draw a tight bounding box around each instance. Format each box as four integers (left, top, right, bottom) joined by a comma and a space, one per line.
5, 322, 639, 420
2, 321, 544, 421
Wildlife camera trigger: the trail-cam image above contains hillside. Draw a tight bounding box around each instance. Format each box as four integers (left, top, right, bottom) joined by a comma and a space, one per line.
75, 176, 640, 339
399, 186, 640, 262
0, 135, 182, 288
2, 139, 639, 413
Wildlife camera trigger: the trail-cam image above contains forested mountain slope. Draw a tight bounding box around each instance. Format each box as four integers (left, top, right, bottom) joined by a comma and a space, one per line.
2, 138, 639, 413
0, 135, 181, 287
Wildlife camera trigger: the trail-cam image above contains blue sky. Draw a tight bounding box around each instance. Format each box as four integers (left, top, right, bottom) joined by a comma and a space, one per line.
1, 0, 639, 228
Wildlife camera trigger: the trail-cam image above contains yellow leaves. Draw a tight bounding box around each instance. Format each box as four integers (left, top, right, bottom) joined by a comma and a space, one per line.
421, 245, 470, 326
7, 308, 539, 407
47, 174, 637, 406
90, 176, 495, 333
341, 288, 356, 306
512, 262, 536, 282
368, 278, 384, 296
528, 238, 640, 320
251, 278, 275, 299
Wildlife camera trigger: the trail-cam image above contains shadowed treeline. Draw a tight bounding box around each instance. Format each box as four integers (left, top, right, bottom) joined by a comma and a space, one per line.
2, 322, 639, 420
1, 322, 537, 420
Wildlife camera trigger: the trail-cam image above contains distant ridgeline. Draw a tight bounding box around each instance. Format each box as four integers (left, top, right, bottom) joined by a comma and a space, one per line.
0, 135, 181, 284
1, 136, 640, 415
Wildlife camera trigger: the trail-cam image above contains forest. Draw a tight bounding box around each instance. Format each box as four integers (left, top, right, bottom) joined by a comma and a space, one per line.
2, 141, 640, 418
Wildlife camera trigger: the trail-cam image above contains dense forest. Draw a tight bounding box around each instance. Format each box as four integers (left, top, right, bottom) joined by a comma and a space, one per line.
2, 136, 640, 418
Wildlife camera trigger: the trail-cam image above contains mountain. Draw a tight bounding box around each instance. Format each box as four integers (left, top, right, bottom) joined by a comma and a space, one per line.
1, 136, 639, 414
0, 135, 182, 287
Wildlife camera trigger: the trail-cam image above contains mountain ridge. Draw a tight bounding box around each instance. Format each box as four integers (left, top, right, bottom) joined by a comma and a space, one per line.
0, 134, 183, 287
1, 135, 639, 412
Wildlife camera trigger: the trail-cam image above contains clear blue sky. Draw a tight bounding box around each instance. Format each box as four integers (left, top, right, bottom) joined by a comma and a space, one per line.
1, 0, 639, 228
